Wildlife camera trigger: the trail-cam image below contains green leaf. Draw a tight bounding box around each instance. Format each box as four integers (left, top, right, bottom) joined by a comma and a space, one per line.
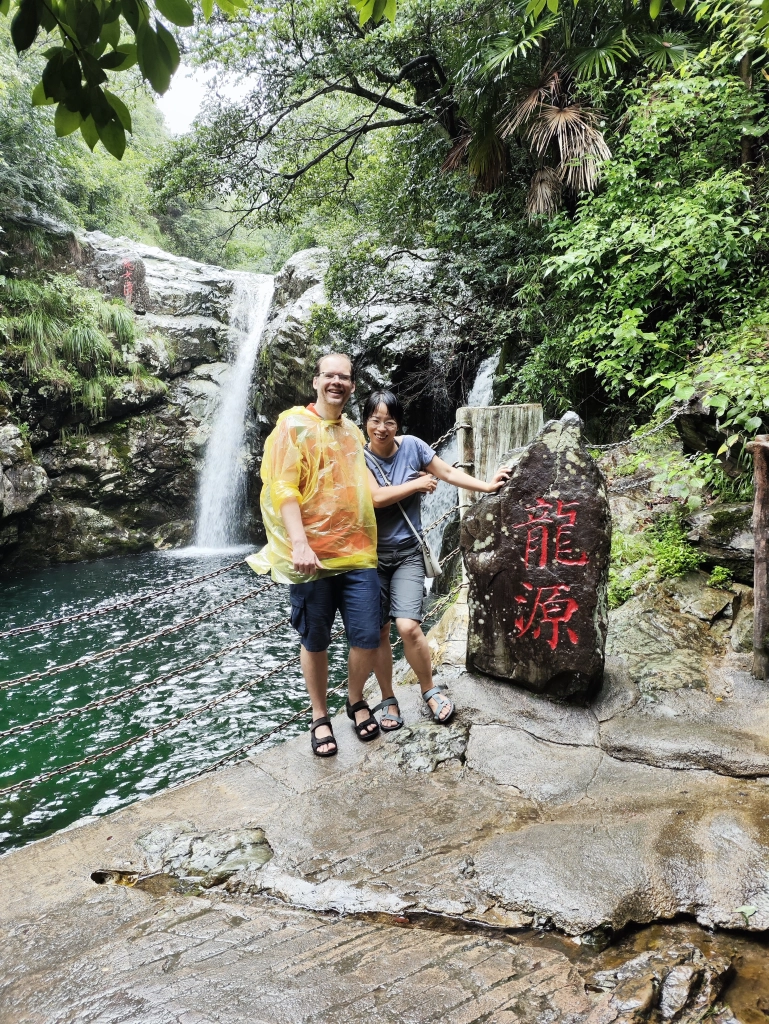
355, 0, 374, 25
372, 0, 387, 22
546, 0, 558, 11
99, 49, 128, 67
674, 383, 695, 402
155, 0, 194, 26
735, 905, 757, 920
155, 19, 180, 73
0, 0, 10, 16
649, 0, 662, 17
99, 16, 121, 48
201, 0, 213, 18
725, 433, 741, 448
31, 80, 55, 105
671, 0, 685, 9
383, 0, 396, 20
54, 102, 82, 136
97, 117, 126, 158
81, 50, 108, 84
104, 88, 132, 132
10, 0, 39, 51
745, 416, 763, 432
80, 114, 99, 149
112, 43, 138, 70
137, 23, 172, 92
76, 2, 102, 46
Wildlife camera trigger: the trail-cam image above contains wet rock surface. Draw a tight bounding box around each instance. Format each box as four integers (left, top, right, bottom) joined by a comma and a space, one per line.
462, 411, 611, 701
588, 944, 733, 1022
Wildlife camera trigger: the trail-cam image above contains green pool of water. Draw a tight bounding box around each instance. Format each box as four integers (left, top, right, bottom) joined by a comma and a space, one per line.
0, 550, 352, 854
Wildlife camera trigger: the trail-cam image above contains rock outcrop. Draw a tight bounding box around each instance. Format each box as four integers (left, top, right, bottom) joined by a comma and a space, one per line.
462, 411, 611, 701
255, 247, 484, 441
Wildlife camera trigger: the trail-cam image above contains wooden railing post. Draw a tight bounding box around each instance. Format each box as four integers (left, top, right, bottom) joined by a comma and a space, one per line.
746, 435, 769, 680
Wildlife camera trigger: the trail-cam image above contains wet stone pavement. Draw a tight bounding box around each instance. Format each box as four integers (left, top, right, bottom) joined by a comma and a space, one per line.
3, 574, 769, 1022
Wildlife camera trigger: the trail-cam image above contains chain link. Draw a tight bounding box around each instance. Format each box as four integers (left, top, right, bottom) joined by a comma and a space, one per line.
0, 559, 246, 642
0, 582, 277, 691
423, 503, 459, 535
0, 616, 291, 740
586, 413, 679, 451
429, 423, 458, 452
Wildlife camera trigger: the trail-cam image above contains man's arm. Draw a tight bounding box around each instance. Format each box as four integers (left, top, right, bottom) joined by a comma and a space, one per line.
280, 499, 324, 574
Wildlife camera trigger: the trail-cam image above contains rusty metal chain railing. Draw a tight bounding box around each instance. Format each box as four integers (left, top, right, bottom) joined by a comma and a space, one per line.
0, 582, 277, 691
0, 559, 246, 642
0, 627, 343, 798
0, 616, 291, 740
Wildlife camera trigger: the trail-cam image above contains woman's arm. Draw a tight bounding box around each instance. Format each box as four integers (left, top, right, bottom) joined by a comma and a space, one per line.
367, 468, 438, 508
425, 456, 509, 493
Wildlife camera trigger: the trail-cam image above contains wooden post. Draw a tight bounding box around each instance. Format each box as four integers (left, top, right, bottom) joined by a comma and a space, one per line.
747, 435, 769, 680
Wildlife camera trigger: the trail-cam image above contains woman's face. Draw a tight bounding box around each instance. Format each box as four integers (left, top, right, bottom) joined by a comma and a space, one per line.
366, 402, 399, 446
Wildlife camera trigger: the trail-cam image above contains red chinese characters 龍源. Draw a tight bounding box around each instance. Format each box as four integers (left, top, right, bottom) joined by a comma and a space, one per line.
512, 498, 589, 650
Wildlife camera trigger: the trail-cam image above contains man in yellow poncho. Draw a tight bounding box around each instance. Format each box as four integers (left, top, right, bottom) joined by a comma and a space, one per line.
247, 353, 381, 757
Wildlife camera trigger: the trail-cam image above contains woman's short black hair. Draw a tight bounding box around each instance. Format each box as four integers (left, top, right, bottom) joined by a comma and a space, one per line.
363, 389, 403, 429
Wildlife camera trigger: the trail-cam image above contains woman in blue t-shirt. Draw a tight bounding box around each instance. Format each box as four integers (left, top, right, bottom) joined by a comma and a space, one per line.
363, 389, 509, 729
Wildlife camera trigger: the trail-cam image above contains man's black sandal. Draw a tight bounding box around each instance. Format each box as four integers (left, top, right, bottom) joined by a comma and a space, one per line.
310, 716, 338, 757
372, 697, 403, 732
346, 698, 380, 742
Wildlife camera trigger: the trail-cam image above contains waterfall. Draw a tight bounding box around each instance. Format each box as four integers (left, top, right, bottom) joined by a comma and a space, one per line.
193, 274, 274, 550
422, 354, 497, 557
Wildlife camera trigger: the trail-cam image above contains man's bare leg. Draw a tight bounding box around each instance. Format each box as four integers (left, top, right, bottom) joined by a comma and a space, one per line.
301, 647, 335, 753
347, 645, 379, 734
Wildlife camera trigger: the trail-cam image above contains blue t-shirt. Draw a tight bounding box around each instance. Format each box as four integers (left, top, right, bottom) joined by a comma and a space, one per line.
364, 435, 437, 551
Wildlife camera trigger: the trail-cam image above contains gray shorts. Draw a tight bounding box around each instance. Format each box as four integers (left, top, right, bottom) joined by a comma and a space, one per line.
378, 544, 425, 625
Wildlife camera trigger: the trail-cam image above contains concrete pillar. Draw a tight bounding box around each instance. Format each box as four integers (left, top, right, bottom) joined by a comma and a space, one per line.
454, 404, 544, 598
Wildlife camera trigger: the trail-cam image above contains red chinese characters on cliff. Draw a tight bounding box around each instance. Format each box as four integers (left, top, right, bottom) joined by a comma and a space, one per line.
122, 260, 134, 304
512, 498, 588, 651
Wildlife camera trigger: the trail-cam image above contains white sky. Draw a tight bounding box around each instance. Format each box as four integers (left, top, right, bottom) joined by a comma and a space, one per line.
157, 65, 251, 135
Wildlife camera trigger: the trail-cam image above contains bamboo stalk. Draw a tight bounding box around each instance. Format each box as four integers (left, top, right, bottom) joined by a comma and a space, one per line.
746, 436, 769, 680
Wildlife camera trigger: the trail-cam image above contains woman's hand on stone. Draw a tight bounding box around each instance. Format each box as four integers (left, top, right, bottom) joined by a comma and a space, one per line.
292, 541, 324, 574
415, 472, 438, 494
489, 467, 510, 491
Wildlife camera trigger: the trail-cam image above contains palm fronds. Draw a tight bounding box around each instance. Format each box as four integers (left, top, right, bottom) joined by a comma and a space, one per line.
482, 15, 559, 77
639, 31, 697, 72
570, 33, 638, 79
526, 167, 563, 218
527, 103, 612, 190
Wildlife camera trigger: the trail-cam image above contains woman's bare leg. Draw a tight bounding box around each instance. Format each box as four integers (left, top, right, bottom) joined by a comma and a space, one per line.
395, 617, 452, 721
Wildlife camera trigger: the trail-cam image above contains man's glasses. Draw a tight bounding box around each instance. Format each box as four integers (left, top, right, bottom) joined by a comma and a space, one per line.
318, 371, 353, 383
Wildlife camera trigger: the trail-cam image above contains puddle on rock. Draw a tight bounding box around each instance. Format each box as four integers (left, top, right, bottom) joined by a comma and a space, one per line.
359, 911, 769, 1022
90, 870, 197, 897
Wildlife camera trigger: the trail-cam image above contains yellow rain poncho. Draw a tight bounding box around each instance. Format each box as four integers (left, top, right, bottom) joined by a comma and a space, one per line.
247, 405, 378, 584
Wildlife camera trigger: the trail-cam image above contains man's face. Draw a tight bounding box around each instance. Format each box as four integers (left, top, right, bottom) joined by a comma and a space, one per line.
313, 356, 355, 413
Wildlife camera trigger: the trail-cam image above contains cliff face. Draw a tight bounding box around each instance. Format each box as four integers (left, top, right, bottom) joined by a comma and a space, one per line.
0, 229, 248, 572
1, 229, 480, 575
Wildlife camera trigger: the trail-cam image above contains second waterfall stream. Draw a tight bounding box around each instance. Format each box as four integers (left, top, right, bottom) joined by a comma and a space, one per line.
194, 273, 275, 549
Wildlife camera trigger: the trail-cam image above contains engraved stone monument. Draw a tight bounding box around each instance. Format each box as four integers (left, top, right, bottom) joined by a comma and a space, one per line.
461, 412, 611, 701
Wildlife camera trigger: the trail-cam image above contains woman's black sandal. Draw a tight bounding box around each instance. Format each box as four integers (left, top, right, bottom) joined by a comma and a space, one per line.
346, 698, 381, 742
310, 716, 338, 758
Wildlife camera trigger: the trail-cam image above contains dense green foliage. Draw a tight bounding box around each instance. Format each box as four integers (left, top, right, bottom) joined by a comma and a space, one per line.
0, 274, 164, 417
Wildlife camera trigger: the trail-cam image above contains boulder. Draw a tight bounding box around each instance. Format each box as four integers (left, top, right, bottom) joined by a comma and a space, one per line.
0, 423, 49, 518
461, 412, 611, 701
686, 502, 754, 585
